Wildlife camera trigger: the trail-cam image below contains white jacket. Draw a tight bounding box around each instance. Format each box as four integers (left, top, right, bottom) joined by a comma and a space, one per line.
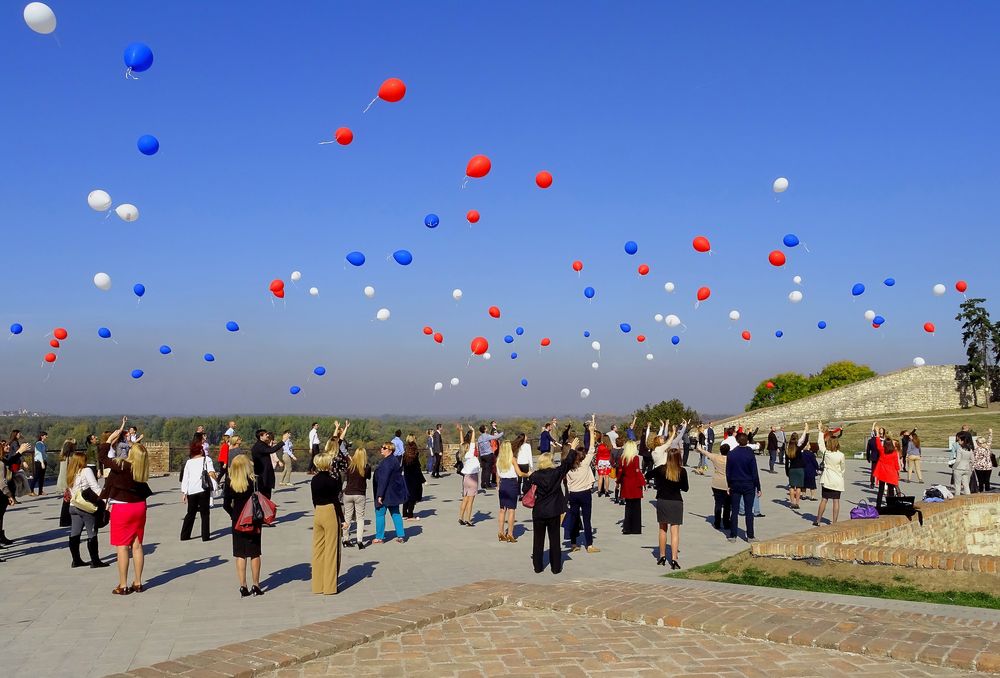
180, 455, 216, 495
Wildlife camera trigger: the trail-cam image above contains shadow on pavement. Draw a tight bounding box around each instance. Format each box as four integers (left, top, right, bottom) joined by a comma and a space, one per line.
340, 560, 377, 591
262, 562, 310, 589
144, 554, 227, 590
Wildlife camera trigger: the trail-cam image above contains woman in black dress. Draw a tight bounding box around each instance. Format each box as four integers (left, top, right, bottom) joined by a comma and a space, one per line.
652, 448, 688, 569
401, 441, 425, 520
223, 454, 263, 597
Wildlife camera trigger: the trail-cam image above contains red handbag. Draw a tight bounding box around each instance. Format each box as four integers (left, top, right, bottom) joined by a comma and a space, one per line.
521, 484, 536, 508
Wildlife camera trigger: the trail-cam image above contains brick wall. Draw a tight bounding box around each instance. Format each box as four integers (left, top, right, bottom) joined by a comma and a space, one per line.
144, 441, 170, 476
719, 364, 963, 429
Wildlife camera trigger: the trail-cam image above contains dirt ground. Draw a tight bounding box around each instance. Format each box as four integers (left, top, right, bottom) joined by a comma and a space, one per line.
684, 550, 1000, 596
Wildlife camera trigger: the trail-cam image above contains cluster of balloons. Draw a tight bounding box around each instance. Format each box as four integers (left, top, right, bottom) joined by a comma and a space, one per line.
422, 326, 444, 344
42, 327, 69, 364
88, 190, 139, 222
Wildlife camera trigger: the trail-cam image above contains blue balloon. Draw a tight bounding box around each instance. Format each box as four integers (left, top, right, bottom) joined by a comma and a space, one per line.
98, 327, 112, 339
624, 241, 638, 255
503, 335, 514, 344
583, 331, 590, 338
346, 251, 366, 267
313, 366, 326, 376
9, 323, 22, 335
884, 278, 895, 287
226, 321, 239, 332
583, 286, 595, 299
159, 345, 172, 355
137, 135, 159, 156
619, 323, 631, 333
424, 213, 439, 229
783, 234, 800, 248
515, 327, 524, 336
203, 353, 215, 362
123, 42, 154, 72
510, 352, 518, 360
671, 335, 680, 345
130, 369, 143, 379
851, 283, 865, 296
133, 283, 145, 298
775, 330, 784, 338
874, 315, 886, 325
290, 386, 301, 395
817, 321, 827, 330
520, 378, 528, 387
392, 249, 413, 266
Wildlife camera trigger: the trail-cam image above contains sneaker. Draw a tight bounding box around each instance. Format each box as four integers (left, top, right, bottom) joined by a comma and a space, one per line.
748, 537, 759, 543
754, 513, 766, 518
727, 537, 737, 543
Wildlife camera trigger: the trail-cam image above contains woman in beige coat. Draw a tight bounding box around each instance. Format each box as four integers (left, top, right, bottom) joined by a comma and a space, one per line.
814, 427, 845, 526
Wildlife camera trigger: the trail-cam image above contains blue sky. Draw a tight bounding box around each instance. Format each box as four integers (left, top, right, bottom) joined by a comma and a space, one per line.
2, 2, 998, 416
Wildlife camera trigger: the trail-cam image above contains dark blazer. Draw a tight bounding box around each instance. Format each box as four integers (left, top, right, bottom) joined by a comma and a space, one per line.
432, 430, 444, 455
528, 452, 576, 520
374, 454, 409, 506
767, 431, 778, 451
402, 456, 425, 503
725, 446, 761, 492
706, 428, 715, 445
251, 439, 283, 492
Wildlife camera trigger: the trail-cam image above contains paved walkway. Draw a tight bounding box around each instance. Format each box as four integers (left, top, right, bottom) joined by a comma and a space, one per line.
0, 458, 960, 676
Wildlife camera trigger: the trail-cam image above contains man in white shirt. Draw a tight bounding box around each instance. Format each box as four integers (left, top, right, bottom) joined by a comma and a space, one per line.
224, 421, 236, 437
308, 422, 321, 474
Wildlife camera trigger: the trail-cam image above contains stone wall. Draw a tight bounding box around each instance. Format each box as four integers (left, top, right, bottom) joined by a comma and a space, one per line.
719, 365, 963, 429
144, 441, 171, 476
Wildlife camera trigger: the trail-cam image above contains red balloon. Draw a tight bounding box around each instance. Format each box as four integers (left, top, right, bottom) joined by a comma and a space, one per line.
540, 337, 551, 347
49, 339, 60, 348
335, 127, 353, 145
766, 381, 775, 389
696, 286, 711, 302
466, 210, 480, 224
44, 352, 56, 363
571, 260, 583, 272
741, 330, 751, 341
956, 280, 968, 293
53, 327, 68, 340
636, 335, 646, 343
377, 78, 406, 103
422, 326, 433, 335
433, 332, 443, 344
768, 250, 786, 267
488, 306, 501, 319
272, 288, 285, 299
637, 264, 650, 276
923, 322, 935, 334
535, 171, 552, 189
269, 279, 284, 292
873, 322, 881, 329
465, 155, 491, 178
470, 336, 489, 355
692, 236, 711, 253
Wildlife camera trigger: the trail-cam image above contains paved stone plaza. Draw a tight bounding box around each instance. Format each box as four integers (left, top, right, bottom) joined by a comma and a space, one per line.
0, 455, 983, 676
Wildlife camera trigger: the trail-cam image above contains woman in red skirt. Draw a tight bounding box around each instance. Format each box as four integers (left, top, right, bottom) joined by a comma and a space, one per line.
101, 421, 151, 595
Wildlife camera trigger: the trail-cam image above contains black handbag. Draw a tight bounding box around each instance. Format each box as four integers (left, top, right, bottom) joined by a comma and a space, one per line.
201, 457, 213, 492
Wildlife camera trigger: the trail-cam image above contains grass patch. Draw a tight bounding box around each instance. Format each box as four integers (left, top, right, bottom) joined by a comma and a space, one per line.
668, 552, 1000, 610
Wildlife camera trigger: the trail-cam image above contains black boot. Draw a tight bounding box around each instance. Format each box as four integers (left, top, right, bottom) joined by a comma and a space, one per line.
0, 531, 13, 546
69, 536, 87, 567
87, 537, 110, 568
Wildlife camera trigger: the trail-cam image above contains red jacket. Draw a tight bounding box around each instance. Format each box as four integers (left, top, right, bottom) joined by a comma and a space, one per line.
617, 455, 645, 499
873, 448, 899, 485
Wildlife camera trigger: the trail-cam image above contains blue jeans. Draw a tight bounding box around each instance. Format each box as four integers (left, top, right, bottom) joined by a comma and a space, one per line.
738, 493, 761, 516
565, 490, 593, 546
768, 448, 777, 472
729, 487, 756, 539
375, 504, 404, 540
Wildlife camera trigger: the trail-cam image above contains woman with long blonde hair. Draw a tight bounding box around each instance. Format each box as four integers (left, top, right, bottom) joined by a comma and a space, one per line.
495, 441, 529, 542
66, 451, 109, 568
618, 441, 645, 535
652, 449, 688, 569
342, 447, 370, 549
223, 454, 264, 596
102, 441, 150, 595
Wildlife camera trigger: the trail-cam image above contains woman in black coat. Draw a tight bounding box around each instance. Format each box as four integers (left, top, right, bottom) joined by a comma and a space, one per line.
526, 450, 576, 574
401, 442, 425, 520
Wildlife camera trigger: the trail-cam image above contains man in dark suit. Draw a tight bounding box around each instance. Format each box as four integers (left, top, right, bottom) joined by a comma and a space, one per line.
431, 424, 444, 478
251, 429, 284, 499
725, 432, 761, 543
766, 427, 779, 473
706, 423, 715, 453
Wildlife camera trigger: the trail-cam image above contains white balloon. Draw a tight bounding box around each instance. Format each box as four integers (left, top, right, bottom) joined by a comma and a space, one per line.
376, 308, 390, 321
912, 357, 926, 367
591, 362, 599, 370
434, 382, 443, 391
591, 341, 601, 351
452, 288, 463, 301
665, 314, 681, 328
483, 352, 491, 360
788, 290, 803, 303
363, 285, 375, 298
932, 283, 946, 296
645, 353, 654, 361
773, 177, 789, 193
864, 310, 876, 321
580, 388, 590, 399
290, 271, 302, 282
654, 313, 664, 323
664, 282, 675, 293
450, 377, 460, 387
309, 287, 319, 296
93, 272, 112, 291
792, 275, 802, 285
87, 189, 112, 212
115, 203, 139, 222
729, 310, 740, 321
23, 2, 56, 34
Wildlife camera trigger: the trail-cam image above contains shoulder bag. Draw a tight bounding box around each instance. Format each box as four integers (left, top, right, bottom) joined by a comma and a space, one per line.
201, 457, 213, 492
521, 484, 536, 508
849, 499, 879, 520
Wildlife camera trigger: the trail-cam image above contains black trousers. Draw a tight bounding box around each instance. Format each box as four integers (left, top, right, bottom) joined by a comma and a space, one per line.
518, 464, 530, 494
432, 453, 442, 477
402, 499, 417, 518
32, 462, 45, 493
308, 443, 319, 472
712, 488, 731, 529
622, 498, 642, 534
0, 494, 7, 534
181, 491, 211, 541
875, 481, 897, 508
974, 469, 992, 492
479, 455, 495, 488
532, 515, 561, 574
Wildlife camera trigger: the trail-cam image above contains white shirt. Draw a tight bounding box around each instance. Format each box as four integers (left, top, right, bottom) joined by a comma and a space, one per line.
461, 443, 480, 475
498, 463, 519, 479
180, 455, 216, 495
720, 435, 738, 452
71, 467, 100, 496
224, 427, 235, 437
309, 428, 321, 447
516, 443, 533, 467
606, 430, 620, 449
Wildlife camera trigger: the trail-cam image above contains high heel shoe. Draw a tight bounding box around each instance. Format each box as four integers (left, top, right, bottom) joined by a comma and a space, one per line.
657, 556, 667, 566
498, 532, 506, 542
505, 534, 517, 543
670, 560, 681, 570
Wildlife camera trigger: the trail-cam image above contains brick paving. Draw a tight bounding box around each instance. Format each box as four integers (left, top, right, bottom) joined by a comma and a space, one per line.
263, 606, 974, 678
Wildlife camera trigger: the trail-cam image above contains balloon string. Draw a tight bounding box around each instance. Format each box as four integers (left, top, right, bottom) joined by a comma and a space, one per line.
803, 243, 811, 253
125, 67, 139, 80
461, 177, 469, 189
318, 140, 336, 145
363, 96, 377, 113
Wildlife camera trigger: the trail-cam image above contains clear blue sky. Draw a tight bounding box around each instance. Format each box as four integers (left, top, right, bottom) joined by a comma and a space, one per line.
2, 2, 998, 417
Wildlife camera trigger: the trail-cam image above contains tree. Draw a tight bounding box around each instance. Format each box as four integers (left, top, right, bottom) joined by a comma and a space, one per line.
807, 361, 877, 394
631, 399, 701, 434
745, 361, 876, 411
956, 298, 1000, 406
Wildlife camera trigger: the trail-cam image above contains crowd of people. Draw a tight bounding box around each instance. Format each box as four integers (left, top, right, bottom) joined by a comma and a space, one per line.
0, 413, 995, 591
